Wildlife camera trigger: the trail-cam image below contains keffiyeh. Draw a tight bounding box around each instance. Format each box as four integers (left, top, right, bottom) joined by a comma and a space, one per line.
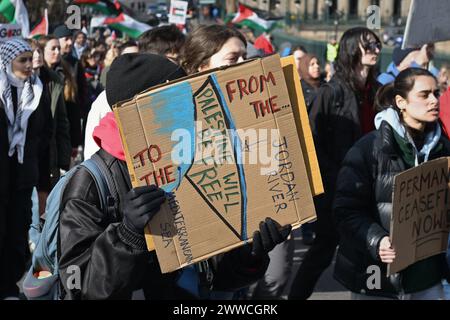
0, 39, 43, 163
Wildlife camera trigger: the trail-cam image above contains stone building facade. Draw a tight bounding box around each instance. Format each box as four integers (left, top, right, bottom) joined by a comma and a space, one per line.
240, 0, 412, 25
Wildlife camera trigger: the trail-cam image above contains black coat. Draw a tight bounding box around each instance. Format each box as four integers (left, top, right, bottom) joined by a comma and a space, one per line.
38, 67, 72, 191
308, 75, 379, 214
300, 79, 320, 113
58, 149, 269, 300
54, 62, 83, 149
0, 87, 52, 194
333, 121, 450, 298
62, 53, 90, 122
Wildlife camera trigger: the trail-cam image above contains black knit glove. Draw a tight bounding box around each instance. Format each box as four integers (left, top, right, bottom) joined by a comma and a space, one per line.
251, 217, 292, 258
122, 185, 166, 234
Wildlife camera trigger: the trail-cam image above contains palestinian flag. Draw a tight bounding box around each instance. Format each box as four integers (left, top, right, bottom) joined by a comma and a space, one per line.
73, 0, 121, 16
30, 9, 48, 39
0, 0, 29, 37
229, 4, 276, 33
103, 13, 151, 38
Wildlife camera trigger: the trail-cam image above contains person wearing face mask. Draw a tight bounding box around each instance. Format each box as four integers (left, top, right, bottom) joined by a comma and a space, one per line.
181, 25, 294, 300
289, 27, 382, 300
0, 39, 51, 300
334, 68, 450, 300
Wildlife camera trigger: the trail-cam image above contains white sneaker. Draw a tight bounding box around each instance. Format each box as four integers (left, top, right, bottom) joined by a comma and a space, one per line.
3, 296, 20, 300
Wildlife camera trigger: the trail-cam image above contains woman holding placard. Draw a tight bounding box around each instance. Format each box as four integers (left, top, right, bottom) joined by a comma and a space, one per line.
333, 68, 450, 300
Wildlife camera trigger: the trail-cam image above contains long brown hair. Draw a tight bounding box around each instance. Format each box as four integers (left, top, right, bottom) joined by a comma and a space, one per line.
39, 35, 78, 102
180, 24, 247, 75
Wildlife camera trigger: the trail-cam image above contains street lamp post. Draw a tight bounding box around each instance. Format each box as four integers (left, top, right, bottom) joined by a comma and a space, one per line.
325, 0, 332, 40
294, 0, 301, 28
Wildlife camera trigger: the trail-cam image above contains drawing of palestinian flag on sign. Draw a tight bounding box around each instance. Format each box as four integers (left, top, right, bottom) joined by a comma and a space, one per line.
139, 76, 248, 241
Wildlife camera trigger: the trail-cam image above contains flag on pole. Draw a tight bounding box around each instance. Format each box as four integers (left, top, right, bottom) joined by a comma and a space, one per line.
229, 4, 276, 33
29, 9, 48, 39
74, 0, 122, 16
103, 13, 151, 38
0, 0, 30, 37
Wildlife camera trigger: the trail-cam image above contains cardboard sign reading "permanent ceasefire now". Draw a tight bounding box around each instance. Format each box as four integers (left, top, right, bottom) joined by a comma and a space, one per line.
113, 54, 319, 273
389, 157, 450, 275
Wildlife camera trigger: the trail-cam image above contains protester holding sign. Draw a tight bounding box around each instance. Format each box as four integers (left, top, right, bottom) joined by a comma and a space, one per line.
58, 53, 290, 299
289, 27, 382, 300
0, 39, 51, 299
333, 68, 450, 299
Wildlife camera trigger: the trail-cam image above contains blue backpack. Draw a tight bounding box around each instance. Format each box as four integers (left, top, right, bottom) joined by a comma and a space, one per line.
22, 154, 118, 300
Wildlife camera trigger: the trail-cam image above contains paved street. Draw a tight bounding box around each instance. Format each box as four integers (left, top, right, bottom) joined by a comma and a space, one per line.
286, 227, 450, 300
283, 227, 351, 300
19, 226, 448, 300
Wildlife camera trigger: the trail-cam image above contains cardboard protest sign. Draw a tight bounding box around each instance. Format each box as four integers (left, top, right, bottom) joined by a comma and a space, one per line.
0, 24, 23, 41
281, 56, 323, 196
403, 0, 450, 48
113, 54, 317, 273
169, 0, 188, 25
388, 157, 450, 275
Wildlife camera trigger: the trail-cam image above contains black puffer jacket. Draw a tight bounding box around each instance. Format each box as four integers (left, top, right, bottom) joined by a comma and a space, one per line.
58, 149, 269, 300
333, 120, 450, 298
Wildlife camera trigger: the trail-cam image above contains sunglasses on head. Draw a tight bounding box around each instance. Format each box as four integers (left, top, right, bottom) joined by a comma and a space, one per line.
364, 41, 382, 53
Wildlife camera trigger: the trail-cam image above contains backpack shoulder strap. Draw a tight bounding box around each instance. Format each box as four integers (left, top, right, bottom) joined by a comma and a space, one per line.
81, 158, 110, 212
81, 153, 120, 218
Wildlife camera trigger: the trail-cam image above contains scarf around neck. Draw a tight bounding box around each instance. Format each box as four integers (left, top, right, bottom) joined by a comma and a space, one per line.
0, 39, 43, 163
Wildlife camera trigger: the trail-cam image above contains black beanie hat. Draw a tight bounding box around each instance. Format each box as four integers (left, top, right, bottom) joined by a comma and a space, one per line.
106, 53, 187, 107
53, 25, 73, 39
392, 46, 419, 66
